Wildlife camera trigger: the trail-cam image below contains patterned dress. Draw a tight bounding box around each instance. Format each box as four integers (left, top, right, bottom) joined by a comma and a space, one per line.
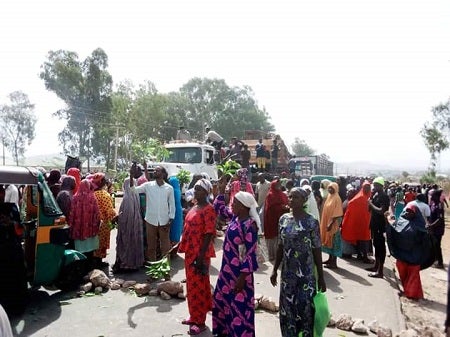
93, 189, 117, 259
278, 212, 321, 337
213, 196, 259, 337
178, 204, 216, 326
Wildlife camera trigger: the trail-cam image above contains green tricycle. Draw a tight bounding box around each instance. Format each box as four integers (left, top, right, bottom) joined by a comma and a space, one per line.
0, 166, 87, 316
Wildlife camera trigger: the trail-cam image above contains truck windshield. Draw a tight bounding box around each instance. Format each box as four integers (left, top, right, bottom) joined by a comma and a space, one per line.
165, 147, 202, 164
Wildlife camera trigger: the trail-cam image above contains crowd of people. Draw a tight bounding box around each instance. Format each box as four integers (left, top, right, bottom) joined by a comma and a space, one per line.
2, 159, 450, 336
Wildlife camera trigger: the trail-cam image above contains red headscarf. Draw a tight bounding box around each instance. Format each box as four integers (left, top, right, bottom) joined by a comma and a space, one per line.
69, 179, 100, 241
86, 172, 106, 191
263, 180, 289, 239
341, 181, 371, 244
67, 168, 81, 194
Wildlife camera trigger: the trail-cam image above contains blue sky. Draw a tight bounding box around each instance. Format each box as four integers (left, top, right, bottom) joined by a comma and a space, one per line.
1, 0, 450, 171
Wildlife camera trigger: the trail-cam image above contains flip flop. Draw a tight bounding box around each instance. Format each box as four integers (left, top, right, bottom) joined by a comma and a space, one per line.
188, 324, 206, 335
182, 318, 194, 325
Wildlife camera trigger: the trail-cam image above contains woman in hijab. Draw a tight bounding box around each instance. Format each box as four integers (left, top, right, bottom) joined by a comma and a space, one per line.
56, 176, 76, 218
386, 204, 427, 300
270, 187, 326, 337
178, 179, 216, 336
46, 169, 61, 199
320, 179, 332, 201
67, 167, 81, 195
168, 176, 183, 247
263, 179, 289, 262
69, 179, 100, 269
320, 182, 343, 269
341, 181, 372, 263
213, 190, 259, 337
88, 172, 118, 268
228, 168, 254, 206
113, 177, 144, 273
303, 185, 320, 221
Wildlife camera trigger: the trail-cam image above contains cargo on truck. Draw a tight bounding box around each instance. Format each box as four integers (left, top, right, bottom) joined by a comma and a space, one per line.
242, 130, 291, 173
290, 155, 334, 178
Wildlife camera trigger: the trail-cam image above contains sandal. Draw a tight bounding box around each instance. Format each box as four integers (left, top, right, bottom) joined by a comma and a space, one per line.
182, 318, 194, 325
188, 324, 206, 335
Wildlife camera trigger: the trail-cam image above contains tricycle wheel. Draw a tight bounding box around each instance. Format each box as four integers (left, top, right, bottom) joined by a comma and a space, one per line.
55, 260, 88, 291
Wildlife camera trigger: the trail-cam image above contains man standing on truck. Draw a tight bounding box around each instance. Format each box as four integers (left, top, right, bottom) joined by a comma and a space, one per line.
255, 138, 266, 172
271, 139, 280, 173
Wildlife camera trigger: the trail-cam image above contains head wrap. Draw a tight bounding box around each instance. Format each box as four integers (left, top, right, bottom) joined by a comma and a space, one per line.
60, 175, 76, 192
236, 168, 249, 184
67, 168, 81, 194
47, 169, 61, 185
302, 185, 312, 193
235, 191, 261, 231
300, 178, 310, 187
87, 172, 106, 190
291, 187, 309, 199
194, 178, 213, 201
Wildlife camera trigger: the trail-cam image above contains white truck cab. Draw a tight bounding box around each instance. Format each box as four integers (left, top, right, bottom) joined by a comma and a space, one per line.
148, 141, 219, 184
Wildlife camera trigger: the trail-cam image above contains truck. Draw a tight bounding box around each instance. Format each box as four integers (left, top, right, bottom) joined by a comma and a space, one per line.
290, 155, 334, 178
242, 130, 291, 173
147, 140, 219, 185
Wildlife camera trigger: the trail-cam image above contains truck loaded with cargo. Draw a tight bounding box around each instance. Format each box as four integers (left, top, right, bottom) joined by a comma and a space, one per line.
290, 155, 334, 178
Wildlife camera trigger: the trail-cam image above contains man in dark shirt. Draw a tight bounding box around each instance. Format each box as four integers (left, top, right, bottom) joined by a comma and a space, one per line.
366, 176, 390, 278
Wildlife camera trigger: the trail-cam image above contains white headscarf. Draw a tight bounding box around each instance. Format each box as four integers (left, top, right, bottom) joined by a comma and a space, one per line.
234, 191, 261, 232
194, 178, 214, 201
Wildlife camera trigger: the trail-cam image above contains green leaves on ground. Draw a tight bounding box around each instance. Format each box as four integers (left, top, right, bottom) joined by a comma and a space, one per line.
145, 256, 170, 279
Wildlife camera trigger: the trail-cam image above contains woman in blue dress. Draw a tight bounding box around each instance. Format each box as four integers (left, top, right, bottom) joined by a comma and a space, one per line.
270, 187, 327, 337
168, 176, 183, 245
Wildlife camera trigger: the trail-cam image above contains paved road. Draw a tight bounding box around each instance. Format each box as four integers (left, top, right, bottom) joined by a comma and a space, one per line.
10, 226, 404, 337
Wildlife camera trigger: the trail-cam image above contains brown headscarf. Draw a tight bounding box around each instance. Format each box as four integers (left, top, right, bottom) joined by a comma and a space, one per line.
320, 182, 343, 248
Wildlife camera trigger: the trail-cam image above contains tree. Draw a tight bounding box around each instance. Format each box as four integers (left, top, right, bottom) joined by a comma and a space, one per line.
0, 91, 37, 165
291, 138, 315, 157
179, 78, 274, 141
40, 48, 113, 169
420, 122, 449, 173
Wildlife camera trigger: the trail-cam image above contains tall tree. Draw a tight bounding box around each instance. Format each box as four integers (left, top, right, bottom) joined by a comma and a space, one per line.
420, 122, 449, 173
291, 138, 315, 157
40, 48, 113, 168
0, 91, 37, 165
179, 78, 274, 141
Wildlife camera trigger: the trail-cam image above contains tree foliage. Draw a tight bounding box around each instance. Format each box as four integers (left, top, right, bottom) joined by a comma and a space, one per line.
39, 49, 113, 166
291, 138, 315, 157
420, 122, 449, 173
0, 91, 37, 165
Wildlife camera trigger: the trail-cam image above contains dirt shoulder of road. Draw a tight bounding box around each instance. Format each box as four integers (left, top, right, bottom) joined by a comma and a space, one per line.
397, 221, 449, 336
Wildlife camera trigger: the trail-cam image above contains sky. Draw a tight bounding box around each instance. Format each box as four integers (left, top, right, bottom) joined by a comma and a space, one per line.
1, 0, 450, 172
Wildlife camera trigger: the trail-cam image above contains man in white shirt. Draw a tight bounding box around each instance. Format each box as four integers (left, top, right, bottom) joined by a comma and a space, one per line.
205, 127, 224, 149
4, 184, 19, 208
130, 166, 175, 263
406, 193, 431, 224
255, 173, 270, 233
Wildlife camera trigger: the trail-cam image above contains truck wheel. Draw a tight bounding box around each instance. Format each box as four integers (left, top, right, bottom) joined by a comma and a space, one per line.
55, 260, 88, 291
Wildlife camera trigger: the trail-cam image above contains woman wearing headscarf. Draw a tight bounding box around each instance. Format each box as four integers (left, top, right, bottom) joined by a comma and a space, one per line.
46, 169, 61, 199
302, 185, 320, 221
168, 176, 183, 246
228, 168, 254, 206
394, 186, 405, 220
67, 167, 81, 195
178, 179, 216, 336
386, 204, 427, 300
88, 172, 118, 268
341, 181, 372, 263
56, 176, 76, 218
69, 179, 100, 269
212, 190, 259, 337
311, 180, 323, 214
263, 179, 289, 262
113, 177, 144, 273
320, 181, 343, 269
320, 179, 332, 201
270, 187, 326, 337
